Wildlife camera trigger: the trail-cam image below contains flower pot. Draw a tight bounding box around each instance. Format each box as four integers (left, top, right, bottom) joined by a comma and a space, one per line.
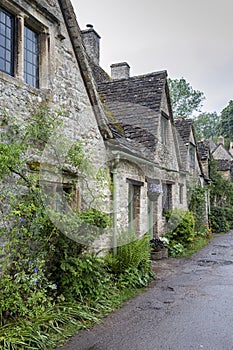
151, 250, 163, 260
161, 247, 168, 258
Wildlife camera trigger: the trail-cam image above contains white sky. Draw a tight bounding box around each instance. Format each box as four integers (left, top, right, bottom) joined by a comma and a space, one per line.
71, 0, 233, 115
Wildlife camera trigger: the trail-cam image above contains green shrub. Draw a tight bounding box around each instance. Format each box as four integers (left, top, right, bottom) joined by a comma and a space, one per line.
165, 209, 195, 247
105, 232, 152, 288
209, 206, 230, 233
188, 185, 207, 233
224, 207, 233, 229
78, 208, 112, 228
59, 254, 112, 303
168, 242, 185, 257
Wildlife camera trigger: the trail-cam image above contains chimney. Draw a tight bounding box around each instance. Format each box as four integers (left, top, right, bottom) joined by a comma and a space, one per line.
229, 141, 233, 156
217, 135, 224, 145
110, 62, 130, 80
81, 24, 100, 65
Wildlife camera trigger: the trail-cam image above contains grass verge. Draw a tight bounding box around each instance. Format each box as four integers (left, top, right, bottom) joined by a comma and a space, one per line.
181, 235, 212, 258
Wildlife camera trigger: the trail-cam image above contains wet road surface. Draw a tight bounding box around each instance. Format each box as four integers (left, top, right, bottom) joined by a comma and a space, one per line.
58, 231, 233, 350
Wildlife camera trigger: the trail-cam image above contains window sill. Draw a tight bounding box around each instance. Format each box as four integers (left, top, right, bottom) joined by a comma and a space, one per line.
0, 71, 49, 95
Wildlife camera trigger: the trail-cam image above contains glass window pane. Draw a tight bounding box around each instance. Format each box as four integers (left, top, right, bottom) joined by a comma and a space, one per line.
0, 57, 4, 70
0, 46, 4, 58
0, 7, 14, 75
0, 35, 4, 46
24, 26, 39, 88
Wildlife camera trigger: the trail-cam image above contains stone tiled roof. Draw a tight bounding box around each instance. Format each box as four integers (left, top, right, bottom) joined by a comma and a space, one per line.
88, 59, 111, 84
217, 159, 232, 171
197, 140, 210, 160
212, 143, 233, 161
174, 118, 194, 144
173, 118, 193, 166
96, 71, 167, 152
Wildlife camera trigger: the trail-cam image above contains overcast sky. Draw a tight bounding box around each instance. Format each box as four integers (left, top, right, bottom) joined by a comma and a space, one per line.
71, 0, 233, 115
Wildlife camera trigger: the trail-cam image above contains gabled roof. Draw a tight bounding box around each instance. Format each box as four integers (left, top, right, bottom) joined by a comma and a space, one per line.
212, 143, 233, 161
174, 118, 207, 179
97, 71, 168, 152
174, 118, 194, 145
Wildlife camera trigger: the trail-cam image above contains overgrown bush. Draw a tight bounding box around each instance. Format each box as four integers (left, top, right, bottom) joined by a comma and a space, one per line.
58, 254, 112, 303
105, 232, 152, 288
209, 206, 230, 233
224, 207, 233, 229
188, 185, 207, 233
165, 209, 195, 247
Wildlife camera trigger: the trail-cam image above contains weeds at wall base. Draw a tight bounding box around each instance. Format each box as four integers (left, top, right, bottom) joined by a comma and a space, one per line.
0, 287, 144, 350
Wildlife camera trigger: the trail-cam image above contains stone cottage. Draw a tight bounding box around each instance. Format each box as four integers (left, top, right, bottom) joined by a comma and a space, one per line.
0, 0, 113, 248
0, 0, 202, 252
211, 137, 233, 182
81, 26, 192, 243
174, 118, 210, 222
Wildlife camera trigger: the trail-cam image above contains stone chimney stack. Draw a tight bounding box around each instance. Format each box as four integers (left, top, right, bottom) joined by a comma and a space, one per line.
229, 141, 233, 156
217, 135, 224, 145
81, 24, 100, 65
110, 62, 130, 80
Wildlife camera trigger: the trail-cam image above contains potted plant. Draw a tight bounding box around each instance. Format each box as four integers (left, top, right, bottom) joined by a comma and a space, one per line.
150, 237, 169, 260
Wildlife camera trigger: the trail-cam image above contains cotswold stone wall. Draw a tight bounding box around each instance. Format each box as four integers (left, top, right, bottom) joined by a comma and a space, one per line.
0, 0, 111, 244
115, 160, 148, 236
0, 0, 108, 177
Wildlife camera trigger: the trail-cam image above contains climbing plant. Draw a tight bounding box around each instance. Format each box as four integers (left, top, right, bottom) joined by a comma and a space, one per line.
0, 102, 111, 322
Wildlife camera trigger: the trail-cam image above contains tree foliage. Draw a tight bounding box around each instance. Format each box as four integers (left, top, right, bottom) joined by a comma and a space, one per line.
168, 77, 205, 118
193, 112, 220, 141
209, 159, 233, 232
219, 100, 233, 142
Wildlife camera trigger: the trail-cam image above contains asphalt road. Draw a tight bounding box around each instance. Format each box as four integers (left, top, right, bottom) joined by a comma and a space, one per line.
58, 231, 233, 350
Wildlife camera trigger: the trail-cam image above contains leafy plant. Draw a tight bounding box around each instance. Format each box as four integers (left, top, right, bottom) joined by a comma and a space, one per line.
59, 254, 112, 303
209, 207, 230, 233
149, 237, 167, 251
188, 185, 207, 233
165, 209, 195, 247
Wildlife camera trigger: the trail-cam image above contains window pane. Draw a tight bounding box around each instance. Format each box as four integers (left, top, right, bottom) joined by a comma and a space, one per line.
0, 7, 14, 75
0, 57, 4, 70
24, 26, 39, 88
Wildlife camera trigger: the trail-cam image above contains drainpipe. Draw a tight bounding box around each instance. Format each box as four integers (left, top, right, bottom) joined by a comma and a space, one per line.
112, 153, 120, 255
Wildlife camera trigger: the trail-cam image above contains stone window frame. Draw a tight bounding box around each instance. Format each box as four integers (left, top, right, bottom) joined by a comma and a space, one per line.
0, 1, 49, 89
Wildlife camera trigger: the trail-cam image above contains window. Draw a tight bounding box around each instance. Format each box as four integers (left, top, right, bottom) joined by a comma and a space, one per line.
0, 5, 49, 89
189, 143, 195, 168
24, 26, 39, 88
42, 182, 79, 212
161, 112, 169, 145
162, 183, 172, 215
0, 7, 14, 75
179, 183, 184, 204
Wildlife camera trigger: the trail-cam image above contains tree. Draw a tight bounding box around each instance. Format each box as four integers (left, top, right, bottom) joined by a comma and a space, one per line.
193, 112, 220, 141
168, 77, 205, 118
219, 100, 233, 141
